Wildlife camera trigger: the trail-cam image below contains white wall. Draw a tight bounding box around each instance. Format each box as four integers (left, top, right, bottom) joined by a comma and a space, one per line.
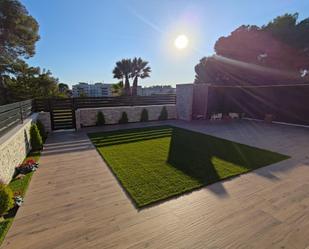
76, 104, 176, 129
176, 84, 194, 121
37, 112, 52, 132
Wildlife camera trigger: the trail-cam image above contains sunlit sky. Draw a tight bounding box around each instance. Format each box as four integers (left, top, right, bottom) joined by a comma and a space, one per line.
21, 0, 309, 87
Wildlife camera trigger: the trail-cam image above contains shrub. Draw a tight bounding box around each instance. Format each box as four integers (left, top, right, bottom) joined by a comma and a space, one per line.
119, 112, 129, 124
159, 106, 168, 120
96, 111, 105, 126
140, 109, 149, 122
30, 124, 43, 151
0, 184, 14, 217
36, 120, 47, 141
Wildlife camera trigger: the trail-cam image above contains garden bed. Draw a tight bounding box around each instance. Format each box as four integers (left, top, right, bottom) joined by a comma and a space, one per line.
0, 151, 40, 246
89, 126, 289, 207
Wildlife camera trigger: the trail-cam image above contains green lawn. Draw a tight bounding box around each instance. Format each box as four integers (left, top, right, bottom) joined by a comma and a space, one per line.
0, 151, 40, 246
89, 126, 289, 207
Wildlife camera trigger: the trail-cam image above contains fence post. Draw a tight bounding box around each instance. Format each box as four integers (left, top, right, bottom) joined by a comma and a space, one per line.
48, 99, 51, 112
19, 102, 24, 124
72, 98, 76, 110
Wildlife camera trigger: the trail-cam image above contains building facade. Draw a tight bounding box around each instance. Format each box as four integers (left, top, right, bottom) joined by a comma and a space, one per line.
72, 82, 112, 97
138, 85, 176, 96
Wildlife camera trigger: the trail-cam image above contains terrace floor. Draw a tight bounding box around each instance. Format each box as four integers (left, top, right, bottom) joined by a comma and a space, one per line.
2, 120, 309, 249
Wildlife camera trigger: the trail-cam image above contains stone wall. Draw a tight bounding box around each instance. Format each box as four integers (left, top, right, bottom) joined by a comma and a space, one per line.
76, 104, 176, 128
37, 112, 52, 132
176, 84, 194, 121
0, 113, 38, 184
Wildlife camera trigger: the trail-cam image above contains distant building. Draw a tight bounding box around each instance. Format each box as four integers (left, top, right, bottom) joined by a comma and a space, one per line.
72, 82, 113, 97
138, 85, 176, 96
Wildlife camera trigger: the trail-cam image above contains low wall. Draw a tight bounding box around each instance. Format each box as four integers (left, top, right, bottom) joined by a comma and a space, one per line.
76, 104, 176, 128
176, 84, 194, 121
0, 113, 38, 184
37, 112, 52, 132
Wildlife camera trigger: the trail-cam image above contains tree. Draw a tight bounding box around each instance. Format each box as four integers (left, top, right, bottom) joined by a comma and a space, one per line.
111, 81, 123, 96
6, 65, 60, 102
36, 119, 47, 141
30, 124, 43, 151
118, 112, 129, 124
96, 111, 105, 126
140, 108, 149, 122
79, 91, 88, 97
195, 13, 309, 85
0, 0, 39, 68
58, 83, 71, 97
112, 59, 132, 96
131, 57, 151, 96
0, 184, 14, 217
159, 106, 168, 120
58, 83, 69, 93
0, 0, 39, 103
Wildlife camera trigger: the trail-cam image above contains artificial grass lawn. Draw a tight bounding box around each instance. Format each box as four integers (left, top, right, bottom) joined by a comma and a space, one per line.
89, 126, 289, 207
0, 151, 40, 246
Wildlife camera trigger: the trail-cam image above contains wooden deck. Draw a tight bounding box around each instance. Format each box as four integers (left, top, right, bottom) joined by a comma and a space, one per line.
2, 120, 309, 249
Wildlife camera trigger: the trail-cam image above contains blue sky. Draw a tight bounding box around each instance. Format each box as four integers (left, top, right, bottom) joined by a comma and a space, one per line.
21, 0, 309, 87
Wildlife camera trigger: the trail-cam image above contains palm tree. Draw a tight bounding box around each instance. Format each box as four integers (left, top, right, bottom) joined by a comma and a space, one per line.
131, 57, 151, 96
112, 59, 132, 96
111, 81, 123, 96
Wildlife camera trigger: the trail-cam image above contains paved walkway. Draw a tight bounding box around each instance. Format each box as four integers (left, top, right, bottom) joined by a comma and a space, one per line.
2, 120, 309, 249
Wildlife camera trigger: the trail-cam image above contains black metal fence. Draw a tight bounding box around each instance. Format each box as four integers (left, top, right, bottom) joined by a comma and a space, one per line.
0, 95, 176, 135
0, 99, 33, 137
206, 84, 309, 125
34, 94, 176, 112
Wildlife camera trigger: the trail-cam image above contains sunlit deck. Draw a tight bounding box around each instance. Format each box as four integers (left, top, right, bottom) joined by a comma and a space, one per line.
3, 120, 309, 249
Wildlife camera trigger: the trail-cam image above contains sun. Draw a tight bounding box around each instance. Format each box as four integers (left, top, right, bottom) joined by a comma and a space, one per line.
174, 34, 188, 49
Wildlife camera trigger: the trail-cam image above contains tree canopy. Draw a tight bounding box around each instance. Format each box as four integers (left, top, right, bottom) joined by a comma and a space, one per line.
0, 0, 39, 74
195, 13, 309, 85
111, 81, 124, 96
112, 57, 151, 96
131, 57, 151, 96
113, 59, 132, 96
0, 0, 63, 104
5, 62, 60, 102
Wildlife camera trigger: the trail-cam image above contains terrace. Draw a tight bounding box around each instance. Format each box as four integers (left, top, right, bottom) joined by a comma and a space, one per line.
1, 85, 309, 248
1, 119, 309, 248
2, 3, 309, 248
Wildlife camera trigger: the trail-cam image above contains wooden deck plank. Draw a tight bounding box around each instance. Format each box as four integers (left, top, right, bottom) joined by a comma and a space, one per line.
2, 120, 309, 249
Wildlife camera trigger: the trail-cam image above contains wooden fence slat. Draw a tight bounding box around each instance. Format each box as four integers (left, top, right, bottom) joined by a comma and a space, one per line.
33, 95, 176, 111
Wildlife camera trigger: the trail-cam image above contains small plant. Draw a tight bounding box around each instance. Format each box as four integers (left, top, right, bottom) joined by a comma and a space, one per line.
0, 184, 14, 217
159, 106, 168, 120
30, 124, 43, 151
140, 109, 149, 122
36, 120, 47, 141
119, 112, 129, 124
16, 158, 39, 174
96, 111, 105, 126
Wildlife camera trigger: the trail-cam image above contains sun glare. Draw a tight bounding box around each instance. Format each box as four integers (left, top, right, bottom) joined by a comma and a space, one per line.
174, 34, 188, 49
